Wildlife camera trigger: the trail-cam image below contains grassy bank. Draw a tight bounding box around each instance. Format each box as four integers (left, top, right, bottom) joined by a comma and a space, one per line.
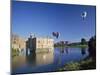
54, 45, 88, 48
58, 58, 96, 71
68, 45, 88, 48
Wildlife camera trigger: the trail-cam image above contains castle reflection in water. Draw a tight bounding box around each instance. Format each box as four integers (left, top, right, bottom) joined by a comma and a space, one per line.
12, 48, 54, 71
26, 49, 54, 66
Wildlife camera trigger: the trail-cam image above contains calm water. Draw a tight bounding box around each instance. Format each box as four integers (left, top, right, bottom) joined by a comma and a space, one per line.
12, 47, 89, 74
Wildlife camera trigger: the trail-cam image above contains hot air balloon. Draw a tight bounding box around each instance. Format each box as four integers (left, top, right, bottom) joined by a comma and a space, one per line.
81, 11, 87, 20
52, 32, 60, 39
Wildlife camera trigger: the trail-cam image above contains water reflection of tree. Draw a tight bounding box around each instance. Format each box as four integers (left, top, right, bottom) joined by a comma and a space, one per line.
81, 48, 86, 56
65, 47, 68, 54
56, 47, 63, 65
60, 47, 69, 54
60, 47, 64, 54
57, 47, 69, 65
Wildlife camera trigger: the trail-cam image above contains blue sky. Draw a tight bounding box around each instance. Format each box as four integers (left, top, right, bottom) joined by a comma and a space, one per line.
12, 1, 96, 42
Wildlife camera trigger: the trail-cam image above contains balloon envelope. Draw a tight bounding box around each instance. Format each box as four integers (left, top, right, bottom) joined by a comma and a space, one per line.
52, 32, 60, 39
81, 11, 87, 20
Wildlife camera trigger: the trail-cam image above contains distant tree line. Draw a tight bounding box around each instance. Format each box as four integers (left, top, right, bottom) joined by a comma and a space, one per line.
54, 41, 68, 47
54, 39, 88, 47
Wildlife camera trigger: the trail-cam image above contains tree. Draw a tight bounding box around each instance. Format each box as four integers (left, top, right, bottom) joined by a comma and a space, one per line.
65, 41, 68, 45
81, 38, 86, 45
88, 36, 96, 60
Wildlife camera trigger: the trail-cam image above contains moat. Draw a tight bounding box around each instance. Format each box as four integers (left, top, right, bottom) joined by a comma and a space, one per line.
12, 47, 89, 74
